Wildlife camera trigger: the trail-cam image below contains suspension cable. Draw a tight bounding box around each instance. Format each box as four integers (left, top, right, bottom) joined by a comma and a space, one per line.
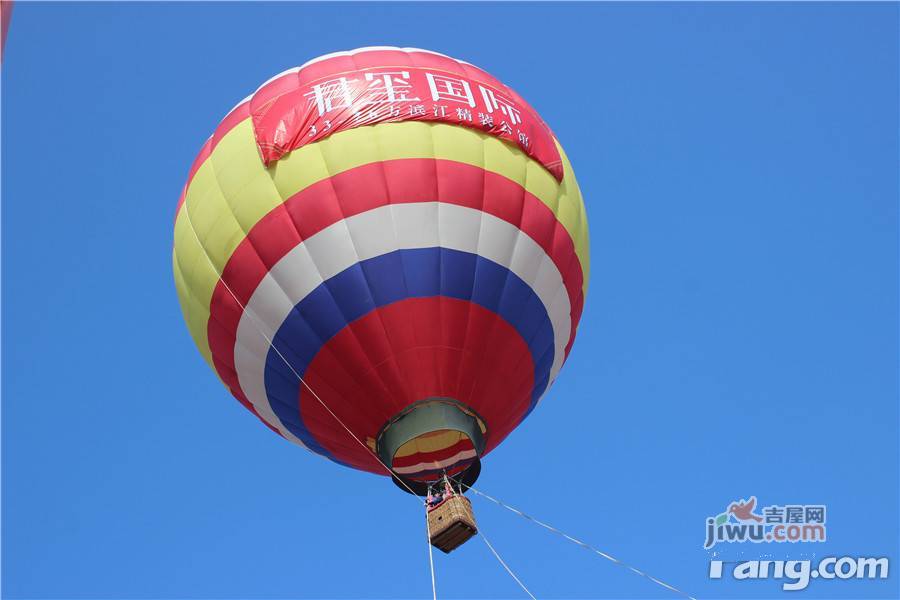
467, 486, 696, 600
183, 200, 691, 600
184, 206, 442, 600
182, 205, 422, 499
479, 527, 537, 600
424, 504, 437, 600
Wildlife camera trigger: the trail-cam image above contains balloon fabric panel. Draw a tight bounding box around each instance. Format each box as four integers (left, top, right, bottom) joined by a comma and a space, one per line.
173, 47, 589, 477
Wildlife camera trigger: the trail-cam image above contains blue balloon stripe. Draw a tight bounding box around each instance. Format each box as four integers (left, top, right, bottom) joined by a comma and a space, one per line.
263, 247, 555, 460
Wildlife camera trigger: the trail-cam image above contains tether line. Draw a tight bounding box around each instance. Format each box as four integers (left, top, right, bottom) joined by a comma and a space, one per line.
182, 203, 422, 499
467, 486, 697, 600
425, 504, 437, 600
182, 197, 691, 600
480, 527, 537, 600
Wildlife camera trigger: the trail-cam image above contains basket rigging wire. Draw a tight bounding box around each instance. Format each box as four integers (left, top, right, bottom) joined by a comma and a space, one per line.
183, 205, 695, 600
466, 485, 697, 600
479, 527, 538, 600
425, 504, 438, 600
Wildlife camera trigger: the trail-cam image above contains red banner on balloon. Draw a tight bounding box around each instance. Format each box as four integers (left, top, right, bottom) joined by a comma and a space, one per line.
250, 66, 564, 181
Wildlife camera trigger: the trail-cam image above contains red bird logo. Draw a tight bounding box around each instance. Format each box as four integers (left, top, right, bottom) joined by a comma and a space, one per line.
728, 496, 763, 523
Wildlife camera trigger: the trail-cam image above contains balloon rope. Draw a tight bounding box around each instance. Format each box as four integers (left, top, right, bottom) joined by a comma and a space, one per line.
183, 203, 691, 600
479, 527, 537, 600
181, 203, 421, 500
186, 201, 453, 598
466, 487, 697, 600
425, 505, 437, 600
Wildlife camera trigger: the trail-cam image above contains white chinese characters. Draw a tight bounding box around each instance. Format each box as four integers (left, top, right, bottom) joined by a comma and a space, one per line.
363, 71, 420, 104
300, 69, 534, 150
425, 73, 476, 108
479, 86, 522, 126
304, 77, 355, 116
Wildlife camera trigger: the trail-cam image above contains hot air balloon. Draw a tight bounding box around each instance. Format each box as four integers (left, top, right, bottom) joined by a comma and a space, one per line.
173, 47, 589, 552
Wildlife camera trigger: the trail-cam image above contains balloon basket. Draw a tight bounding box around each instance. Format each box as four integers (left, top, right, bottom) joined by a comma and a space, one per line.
427, 494, 477, 553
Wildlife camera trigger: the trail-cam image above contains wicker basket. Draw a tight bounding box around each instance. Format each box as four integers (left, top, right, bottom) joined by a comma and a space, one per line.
427, 495, 477, 553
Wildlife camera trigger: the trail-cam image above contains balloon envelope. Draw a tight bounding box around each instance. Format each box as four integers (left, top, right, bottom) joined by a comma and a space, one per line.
173, 47, 589, 482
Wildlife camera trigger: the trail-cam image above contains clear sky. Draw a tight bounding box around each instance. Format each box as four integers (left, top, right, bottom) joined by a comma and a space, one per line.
2, 2, 898, 599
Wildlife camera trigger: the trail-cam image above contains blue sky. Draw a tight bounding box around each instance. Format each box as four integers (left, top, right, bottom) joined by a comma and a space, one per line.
2, 2, 897, 599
